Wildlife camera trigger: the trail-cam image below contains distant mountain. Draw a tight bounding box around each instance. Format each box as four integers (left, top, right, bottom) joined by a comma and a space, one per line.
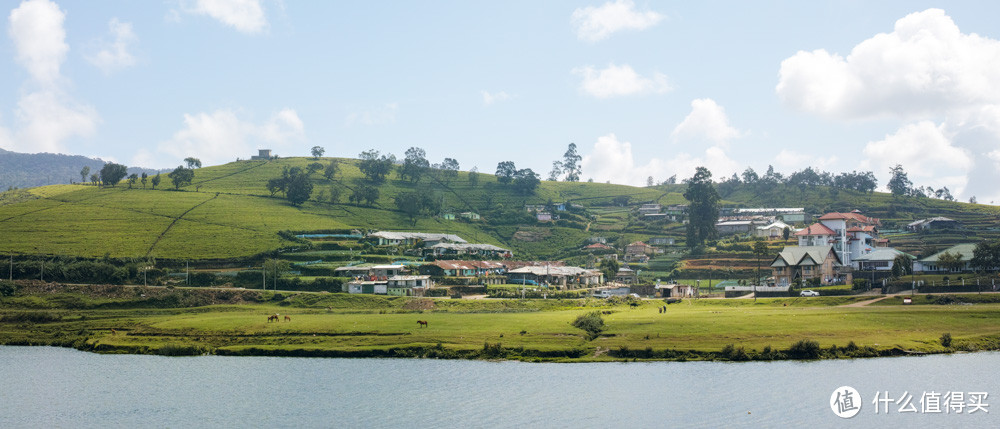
0, 148, 162, 190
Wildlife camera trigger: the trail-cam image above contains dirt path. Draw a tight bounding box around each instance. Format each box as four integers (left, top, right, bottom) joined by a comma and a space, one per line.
840, 296, 889, 307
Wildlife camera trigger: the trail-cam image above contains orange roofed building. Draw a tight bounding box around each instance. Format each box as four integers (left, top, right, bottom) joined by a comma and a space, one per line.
797, 210, 880, 267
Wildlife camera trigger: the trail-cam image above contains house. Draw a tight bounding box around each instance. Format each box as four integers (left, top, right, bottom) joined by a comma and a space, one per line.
251, 149, 272, 160
664, 205, 689, 222
346, 280, 388, 295
507, 265, 602, 287
592, 287, 631, 298
333, 264, 405, 279
441, 213, 455, 220
420, 260, 506, 277
386, 275, 433, 296
625, 241, 656, 256
715, 220, 757, 235
536, 212, 553, 222
587, 236, 608, 244
583, 242, 614, 252
368, 231, 467, 246
770, 245, 845, 287
638, 203, 662, 215
914, 243, 976, 273
755, 220, 793, 239
615, 267, 638, 284
852, 248, 914, 271
649, 237, 675, 246
797, 211, 880, 267
655, 282, 697, 298
459, 212, 481, 220
907, 217, 960, 232
429, 243, 512, 259
732, 207, 808, 224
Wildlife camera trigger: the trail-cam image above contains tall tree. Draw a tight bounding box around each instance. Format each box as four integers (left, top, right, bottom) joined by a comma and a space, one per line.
548, 161, 563, 181
127, 173, 138, 189
358, 150, 394, 185
168, 166, 195, 190
311, 146, 325, 159
887, 164, 912, 198
683, 166, 720, 248
140, 172, 148, 189
400, 147, 430, 183
323, 160, 339, 181
937, 251, 964, 272
151, 173, 161, 189
394, 191, 439, 225
440, 157, 460, 183
99, 163, 128, 187
184, 157, 202, 169
599, 258, 619, 283
468, 167, 480, 188
284, 168, 314, 206
971, 240, 1000, 273
495, 161, 516, 184
90, 173, 100, 186
512, 168, 540, 195
80, 166, 90, 184
349, 185, 380, 206
562, 143, 582, 181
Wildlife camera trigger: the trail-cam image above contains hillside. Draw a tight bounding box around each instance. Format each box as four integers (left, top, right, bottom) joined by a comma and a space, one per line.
1, 156, 999, 264
0, 148, 160, 191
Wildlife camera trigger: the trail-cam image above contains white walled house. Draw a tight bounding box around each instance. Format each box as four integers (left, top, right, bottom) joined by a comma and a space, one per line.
797, 211, 880, 267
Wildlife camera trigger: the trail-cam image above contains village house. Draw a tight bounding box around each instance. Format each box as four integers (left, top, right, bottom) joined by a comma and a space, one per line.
346, 280, 388, 295
796, 211, 880, 267
583, 242, 614, 252
419, 260, 506, 277
770, 245, 845, 287
714, 219, 763, 236
649, 237, 675, 246
638, 203, 662, 215
664, 205, 688, 222
755, 220, 793, 239
731, 207, 808, 224
914, 243, 976, 273
907, 217, 960, 232
368, 231, 466, 247
333, 264, 405, 279
654, 282, 697, 298
250, 149, 272, 160
507, 265, 603, 287
459, 212, 481, 220
852, 248, 914, 271
386, 275, 433, 296
615, 266, 638, 284
428, 243, 512, 259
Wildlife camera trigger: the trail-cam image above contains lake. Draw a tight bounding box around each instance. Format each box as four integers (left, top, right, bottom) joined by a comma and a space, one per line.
0, 346, 996, 428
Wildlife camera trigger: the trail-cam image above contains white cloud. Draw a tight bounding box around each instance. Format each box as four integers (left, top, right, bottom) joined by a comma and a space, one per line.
580, 133, 739, 186
86, 18, 138, 74
481, 90, 511, 106
183, 0, 268, 34
571, 0, 664, 42
670, 98, 743, 146
573, 63, 671, 98
773, 149, 838, 171
861, 121, 972, 194
2, 0, 99, 154
777, 8, 1000, 120
346, 103, 398, 126
8, 0, 67, 86
145, 108, 304, 168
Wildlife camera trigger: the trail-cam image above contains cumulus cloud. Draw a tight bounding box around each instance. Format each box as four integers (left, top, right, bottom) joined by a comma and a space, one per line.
2, 0, 99, 154
671, 98, 743, 146
571, 0, 664, 42
183, 0, 268, 34
861, 121, 972, 194
86, 18, 138, 74
573, 63, 671, 98
346, 103, 398, 126
481, 90, 511, 106
777, 8, 1000, 120
580, 133, 739, 186
773, 149, 838, 171
143, 108, 305, 168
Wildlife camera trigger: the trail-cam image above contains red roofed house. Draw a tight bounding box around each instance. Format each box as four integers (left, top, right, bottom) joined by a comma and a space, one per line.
798, 210, 880, 267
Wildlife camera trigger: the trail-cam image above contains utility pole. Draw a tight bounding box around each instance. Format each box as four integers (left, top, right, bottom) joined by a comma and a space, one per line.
186, 260, 190, 286
8, 254, 12, 281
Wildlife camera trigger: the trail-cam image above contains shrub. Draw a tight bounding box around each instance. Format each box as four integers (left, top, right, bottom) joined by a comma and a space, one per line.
571, 311, 605, 339
787, 339, 821, 359
940, 333, 953, 348
0, 280, 17, 297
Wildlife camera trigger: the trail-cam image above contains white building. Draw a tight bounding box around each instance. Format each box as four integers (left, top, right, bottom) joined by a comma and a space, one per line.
796, 211, 879, 267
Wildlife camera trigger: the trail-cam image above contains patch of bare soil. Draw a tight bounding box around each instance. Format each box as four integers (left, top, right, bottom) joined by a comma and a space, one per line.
513, 228, 552, 242
402, 298, 436, 311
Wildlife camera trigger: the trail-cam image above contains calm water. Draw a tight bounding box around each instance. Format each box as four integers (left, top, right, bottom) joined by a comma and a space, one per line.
0, 346, 997, 428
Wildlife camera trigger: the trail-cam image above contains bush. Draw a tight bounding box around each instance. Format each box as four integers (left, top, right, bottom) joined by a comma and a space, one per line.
571, 311, 605, 339
940, 333, 953, 348
0, 280, 17, 297
787, 339, 821, 359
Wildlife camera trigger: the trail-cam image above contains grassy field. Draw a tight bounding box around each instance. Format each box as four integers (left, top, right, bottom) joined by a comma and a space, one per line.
2, 284, 998, 362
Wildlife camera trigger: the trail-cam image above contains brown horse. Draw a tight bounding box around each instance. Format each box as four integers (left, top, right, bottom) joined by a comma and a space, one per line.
417, 320, 428, 328
284, 315, 291, 322
268, 314, 279, 322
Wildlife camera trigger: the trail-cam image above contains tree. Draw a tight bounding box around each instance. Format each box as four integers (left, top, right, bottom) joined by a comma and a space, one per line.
100, 163, 128, 187
970, 196, 978, 204
782, 226, 790, 240
168, 166, 194, 190
683, 167, 720, 248
599, 258, 619, 282
440, 157, 460, 183
548, 161, 563, 181
468, 167, 479, 188
888, 164, 912, 198
311, 146, 325, 159
184, 157, 202, 169
140, 172, 148, 189
495, 161, 516, 184
741, 167, 758, 185
323, 160, 339, 181
512, 168, 540, 195
307, 162, 324, 175
937, 251, 964, 273
971, 240, 1000, 273
400, 147, 430, 183
646, 176, 654, 187
127, 173, 138, 189
562, 143, 582, 181
80, 166, 90, 184
350, 185, 380, 206
394, 191, 439, 225
151, 173, 161, 189
752, 240, 769, 285
285, 170, 314, 206
358, 150, 395, 185
664, 174, 677, 185
327, 185, 342, 204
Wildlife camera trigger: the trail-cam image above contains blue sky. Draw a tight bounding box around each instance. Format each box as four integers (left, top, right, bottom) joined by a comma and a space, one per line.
4, 1, 1000, 202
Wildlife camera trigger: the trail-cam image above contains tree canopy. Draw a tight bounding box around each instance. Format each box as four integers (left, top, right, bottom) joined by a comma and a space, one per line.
358, 150, 395, 185
683, 166, 720, 248
394, 191, 440, 225
562, 143, 582, 182
512, 168, 540, 195
168, 166, 194, 190
311, 146, 325, 159
495, 161, 516, 184
99, 163, 128, 187
184, 157, 202, 169
400, 147, 429, 183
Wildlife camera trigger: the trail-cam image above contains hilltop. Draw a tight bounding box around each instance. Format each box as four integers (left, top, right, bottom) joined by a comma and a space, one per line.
1, 156, 998, 267
0, 148, 160, 191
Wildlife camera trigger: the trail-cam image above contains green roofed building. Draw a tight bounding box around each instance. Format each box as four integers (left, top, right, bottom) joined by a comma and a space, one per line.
770, 245, 846, 287
914, 243, 976, 273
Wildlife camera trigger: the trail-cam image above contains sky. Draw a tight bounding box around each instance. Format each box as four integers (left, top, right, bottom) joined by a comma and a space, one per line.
4, 1, 1000, 202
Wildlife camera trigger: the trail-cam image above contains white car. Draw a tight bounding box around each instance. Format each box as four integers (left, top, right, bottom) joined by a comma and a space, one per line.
800, 290, 820, 297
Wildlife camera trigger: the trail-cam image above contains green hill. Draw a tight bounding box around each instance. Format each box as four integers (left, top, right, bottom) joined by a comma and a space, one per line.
1, 156, 999, 264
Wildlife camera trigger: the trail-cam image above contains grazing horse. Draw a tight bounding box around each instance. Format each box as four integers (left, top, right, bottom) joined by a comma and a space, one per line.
417, 320, 428, 328
284, 315, 291, 322
268, 314, 279, 322
111, 329, 117, 335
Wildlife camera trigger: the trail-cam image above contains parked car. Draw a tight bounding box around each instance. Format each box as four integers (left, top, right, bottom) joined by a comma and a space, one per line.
800, 290, 820, 297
